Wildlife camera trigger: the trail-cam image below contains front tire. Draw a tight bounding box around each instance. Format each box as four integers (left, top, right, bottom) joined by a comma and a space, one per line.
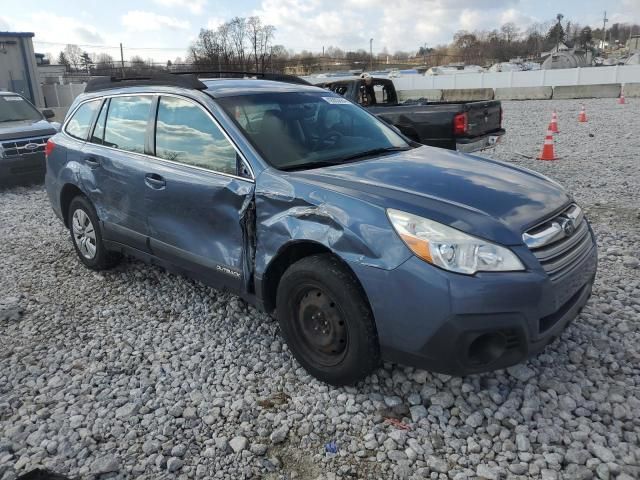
68, 195, 121, 270
276, 254, 380, 386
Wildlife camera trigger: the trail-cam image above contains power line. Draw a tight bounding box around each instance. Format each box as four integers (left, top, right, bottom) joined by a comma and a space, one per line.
33, 40, 188, 51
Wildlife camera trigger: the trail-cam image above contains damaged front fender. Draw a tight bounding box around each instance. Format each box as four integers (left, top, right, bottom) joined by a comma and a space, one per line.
254, 170, 412, 277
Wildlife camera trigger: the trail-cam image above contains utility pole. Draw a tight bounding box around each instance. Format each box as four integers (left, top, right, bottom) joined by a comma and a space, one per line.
369, 38, 373, 71
119, 43, 125, 78
556, 13, 564, 53
601, 11, 608, 50
423, 42, 427, 66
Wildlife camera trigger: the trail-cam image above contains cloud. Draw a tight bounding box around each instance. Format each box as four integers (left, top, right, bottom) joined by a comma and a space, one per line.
5, 12, 104, 45
121, 11, 190, 32
153, 0, 207, 15
256, 0, 367, 50
206, 17, 225, 30
74, 26, 104, 44
254, 0, 522, 52
0, 16, 10, 30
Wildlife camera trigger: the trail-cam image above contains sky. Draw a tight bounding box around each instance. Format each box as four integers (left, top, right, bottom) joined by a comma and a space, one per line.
1, 0, 639, 62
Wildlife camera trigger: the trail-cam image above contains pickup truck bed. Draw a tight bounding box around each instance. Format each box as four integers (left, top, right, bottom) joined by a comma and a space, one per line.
319, 77, 505, 153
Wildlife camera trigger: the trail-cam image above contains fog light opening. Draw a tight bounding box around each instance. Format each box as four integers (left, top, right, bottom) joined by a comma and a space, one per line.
468, 332, 507, 366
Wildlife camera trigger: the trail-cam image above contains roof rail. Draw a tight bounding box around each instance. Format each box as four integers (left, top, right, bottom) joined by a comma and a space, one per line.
173, 71, 312, 86
85, 73, 207, 93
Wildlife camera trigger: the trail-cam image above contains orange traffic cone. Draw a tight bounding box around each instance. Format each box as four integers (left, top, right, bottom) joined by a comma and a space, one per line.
549, 109, 559, 133
578, 105, 587, 122
618, 89, 626, 104
538, 128, 558, 161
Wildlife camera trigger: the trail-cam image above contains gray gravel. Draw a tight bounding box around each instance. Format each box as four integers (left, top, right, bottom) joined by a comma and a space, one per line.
1, 97, 639, 479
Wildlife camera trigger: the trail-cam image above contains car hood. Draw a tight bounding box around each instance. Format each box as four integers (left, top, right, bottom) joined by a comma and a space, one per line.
293, 146, 572, 245
0, 119, 58, 141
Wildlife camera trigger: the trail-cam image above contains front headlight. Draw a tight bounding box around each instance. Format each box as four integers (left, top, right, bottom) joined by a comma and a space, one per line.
387, 209, 525, 274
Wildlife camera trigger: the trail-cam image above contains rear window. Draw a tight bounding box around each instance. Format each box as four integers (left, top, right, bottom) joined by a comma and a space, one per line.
103, 96, 153, 154
65, 100, 101, 140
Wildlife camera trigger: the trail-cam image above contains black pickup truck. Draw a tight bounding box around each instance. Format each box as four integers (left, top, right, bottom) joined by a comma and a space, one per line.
318, 77, 505, 153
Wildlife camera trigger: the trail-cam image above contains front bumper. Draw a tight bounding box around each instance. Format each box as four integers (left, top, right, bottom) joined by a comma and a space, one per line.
0, 153, 46, 187
349, 234, 597, 376
456, 129, 505, 153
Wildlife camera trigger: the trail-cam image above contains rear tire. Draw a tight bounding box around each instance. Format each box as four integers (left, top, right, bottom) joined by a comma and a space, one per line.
68, 195, 121, 270
276, 254, 380, 386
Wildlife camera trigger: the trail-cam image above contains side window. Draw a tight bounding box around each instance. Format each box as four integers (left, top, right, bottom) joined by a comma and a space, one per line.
90, 99, 108, 144
155, 96, 237, 175
103, 96, 153, 153
65, 100, 101, 140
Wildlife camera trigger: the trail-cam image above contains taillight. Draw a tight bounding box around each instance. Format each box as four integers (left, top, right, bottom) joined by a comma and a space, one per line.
453, 112, 468, 136
45, 138, 55, 157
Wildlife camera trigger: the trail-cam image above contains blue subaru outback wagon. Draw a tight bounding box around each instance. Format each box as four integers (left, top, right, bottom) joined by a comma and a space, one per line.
45, 73, 597, 385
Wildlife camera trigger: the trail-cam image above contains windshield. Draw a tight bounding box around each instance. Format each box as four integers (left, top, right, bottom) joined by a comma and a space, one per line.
216, 92, 410, 170
0, 94, 43, 123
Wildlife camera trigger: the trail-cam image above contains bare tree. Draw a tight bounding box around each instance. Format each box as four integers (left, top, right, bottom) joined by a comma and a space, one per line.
190, 16, 276, 71
63, 44, 83, 71
500, 22, 520, 43
94, 53, 114, 69
246, 17, 275, 72
228, 17, 247, 69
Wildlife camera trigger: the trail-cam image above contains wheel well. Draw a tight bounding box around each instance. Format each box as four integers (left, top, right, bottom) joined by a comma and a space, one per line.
60, 184, 84, 227
262, 241, 367, 314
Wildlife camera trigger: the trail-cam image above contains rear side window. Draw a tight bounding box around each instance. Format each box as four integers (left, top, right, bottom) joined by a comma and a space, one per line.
66, 100, 101, 140
103, 96, 153, 153
155, 96, 237, 175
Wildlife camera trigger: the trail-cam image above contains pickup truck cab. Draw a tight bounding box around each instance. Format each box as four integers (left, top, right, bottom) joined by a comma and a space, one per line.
0, 91, 59, 187
319, 76, 505, 153
45, 74, 596, 385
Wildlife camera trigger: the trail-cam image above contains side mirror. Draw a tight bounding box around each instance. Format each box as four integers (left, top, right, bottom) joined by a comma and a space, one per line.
42, 109, 55, 119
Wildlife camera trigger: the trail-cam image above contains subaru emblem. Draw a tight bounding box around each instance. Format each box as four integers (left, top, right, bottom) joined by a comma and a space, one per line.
561, 218, 575, 236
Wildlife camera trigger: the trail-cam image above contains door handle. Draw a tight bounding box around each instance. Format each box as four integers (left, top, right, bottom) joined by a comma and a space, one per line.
85, 156, 100, 168
145, 173, 166, 189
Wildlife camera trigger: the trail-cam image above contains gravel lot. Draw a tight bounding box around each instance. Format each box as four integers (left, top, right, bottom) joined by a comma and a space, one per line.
1, 97, 639, 480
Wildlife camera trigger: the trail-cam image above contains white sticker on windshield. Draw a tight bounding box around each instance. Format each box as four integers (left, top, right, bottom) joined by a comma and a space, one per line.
321, 96, 352, 105
3, 96, 24, 102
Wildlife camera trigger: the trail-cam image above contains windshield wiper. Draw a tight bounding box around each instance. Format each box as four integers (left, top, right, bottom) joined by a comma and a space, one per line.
336, 146, 411, 163
281, 146, 411, 172
281, 160, 345, 172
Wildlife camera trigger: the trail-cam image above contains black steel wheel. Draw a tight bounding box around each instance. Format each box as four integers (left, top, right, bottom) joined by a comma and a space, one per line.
292, 286, 349, 367
276, 254, 380, 385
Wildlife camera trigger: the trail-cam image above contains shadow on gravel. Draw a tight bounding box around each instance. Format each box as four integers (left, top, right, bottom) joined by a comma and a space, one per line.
17, 470, 73, 480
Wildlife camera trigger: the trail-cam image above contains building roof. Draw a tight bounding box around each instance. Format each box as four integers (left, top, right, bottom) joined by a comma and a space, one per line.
0, 31, 35, 38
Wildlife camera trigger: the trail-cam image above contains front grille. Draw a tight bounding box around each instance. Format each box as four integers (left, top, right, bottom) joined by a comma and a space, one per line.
1, 135, 50, 158
525, 205, 594, 281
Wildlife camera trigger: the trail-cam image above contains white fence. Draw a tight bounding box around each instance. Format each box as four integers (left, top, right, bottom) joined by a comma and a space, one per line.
39, 65, 640, 109
42, 83, 86, 108
391, 65, 640, 91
